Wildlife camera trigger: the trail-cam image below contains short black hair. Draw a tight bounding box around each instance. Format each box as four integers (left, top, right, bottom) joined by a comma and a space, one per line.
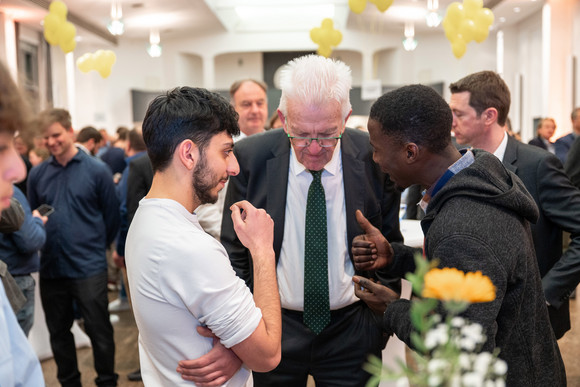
142, 87, 240, 172
370, 84, 452, 153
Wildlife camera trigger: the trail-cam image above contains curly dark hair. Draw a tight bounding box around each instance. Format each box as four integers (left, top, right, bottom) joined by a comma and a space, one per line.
142, 87, 240, 172
369, 84, 452, 153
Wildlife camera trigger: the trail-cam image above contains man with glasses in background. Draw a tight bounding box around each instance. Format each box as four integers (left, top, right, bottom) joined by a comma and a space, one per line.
220, 54, 403, 387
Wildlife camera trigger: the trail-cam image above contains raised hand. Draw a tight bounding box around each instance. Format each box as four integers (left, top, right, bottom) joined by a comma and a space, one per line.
230, 200, 274, 258
352, 210, 393, 271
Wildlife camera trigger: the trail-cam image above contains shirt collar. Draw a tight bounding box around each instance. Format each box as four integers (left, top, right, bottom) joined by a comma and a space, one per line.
419, 149, 475, 211
493, 131, 509, 161
289, 139, 341, 177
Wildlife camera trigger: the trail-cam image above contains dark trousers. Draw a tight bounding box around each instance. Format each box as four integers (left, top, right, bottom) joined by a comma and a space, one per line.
253, 302, 384, 387
40, 271, 118, 387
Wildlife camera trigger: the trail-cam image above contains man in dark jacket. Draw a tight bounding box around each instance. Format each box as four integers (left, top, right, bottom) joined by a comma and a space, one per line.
352, 84, 565, 386
448, 71, 580, 340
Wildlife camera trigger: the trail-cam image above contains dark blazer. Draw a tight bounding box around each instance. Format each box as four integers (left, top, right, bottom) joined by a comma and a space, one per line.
528, 135, 548, 150
503, 135, 580, 338
126, 153, 153, 224
565, 136, 580, 189
221, 128, 403, 290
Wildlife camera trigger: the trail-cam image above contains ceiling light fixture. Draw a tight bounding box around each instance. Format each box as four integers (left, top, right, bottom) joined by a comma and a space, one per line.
426, 0, 442, 27
147, 29, 162, 58
107, 1, 125, 36
402, 22, 418, 51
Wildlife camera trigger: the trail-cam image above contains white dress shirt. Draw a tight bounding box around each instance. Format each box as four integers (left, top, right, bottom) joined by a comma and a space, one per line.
277, 144, 359, 311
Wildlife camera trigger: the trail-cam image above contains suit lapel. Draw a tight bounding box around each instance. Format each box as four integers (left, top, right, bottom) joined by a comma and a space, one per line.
266, 133, 291, 258
503, 135, 518, 174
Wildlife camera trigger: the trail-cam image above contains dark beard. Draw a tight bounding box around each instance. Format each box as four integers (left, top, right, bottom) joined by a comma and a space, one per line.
192, 153, 220, 205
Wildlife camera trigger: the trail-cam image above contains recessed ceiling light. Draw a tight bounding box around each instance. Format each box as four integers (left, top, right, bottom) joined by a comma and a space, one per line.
499, 17, 506, 23
514, 7, 521, 13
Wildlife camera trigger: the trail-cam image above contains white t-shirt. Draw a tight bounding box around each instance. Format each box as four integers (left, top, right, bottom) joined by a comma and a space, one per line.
126, 198, 262, 386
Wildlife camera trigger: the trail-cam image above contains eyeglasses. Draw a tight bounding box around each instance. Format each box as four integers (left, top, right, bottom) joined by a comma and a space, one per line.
286, 133, 342, 148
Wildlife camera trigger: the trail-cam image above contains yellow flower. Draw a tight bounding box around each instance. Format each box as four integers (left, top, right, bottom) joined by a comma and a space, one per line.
422, 267, 496, 303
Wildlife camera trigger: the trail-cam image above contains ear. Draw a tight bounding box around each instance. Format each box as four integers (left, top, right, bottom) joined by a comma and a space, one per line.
176, 139, 199, 171
343, 109, 353, 130
482, 108, 498, 125
405, 143, 419, 163
278, 109, 287, 133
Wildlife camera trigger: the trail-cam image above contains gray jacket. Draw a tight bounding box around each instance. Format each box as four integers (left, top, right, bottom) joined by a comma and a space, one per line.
385, 150, 565, 386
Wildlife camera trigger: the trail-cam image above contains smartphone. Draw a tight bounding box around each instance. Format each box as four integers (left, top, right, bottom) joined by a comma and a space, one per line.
36, 204, 55, 217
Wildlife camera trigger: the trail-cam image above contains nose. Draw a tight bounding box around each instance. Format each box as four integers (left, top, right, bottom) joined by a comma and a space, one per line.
227, 153, 240, 176
306, 139, 324, 154
451, 114, 458, 128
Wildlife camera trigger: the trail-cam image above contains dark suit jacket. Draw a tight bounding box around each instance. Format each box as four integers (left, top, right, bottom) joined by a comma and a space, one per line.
528, 135, 548, 150
221, 128, 403, 290
555, 132, 576, 164
565, 136, 580, 189
503, 135, 580, 338
126, 153, 153, 224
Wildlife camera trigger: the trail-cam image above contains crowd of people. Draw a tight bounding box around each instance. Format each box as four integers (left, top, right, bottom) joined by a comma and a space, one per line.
2, 53, 580, 387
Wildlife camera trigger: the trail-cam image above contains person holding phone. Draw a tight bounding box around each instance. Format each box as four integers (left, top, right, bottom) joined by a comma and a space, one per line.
0, 186, 47, 335
27, 108, 120, 387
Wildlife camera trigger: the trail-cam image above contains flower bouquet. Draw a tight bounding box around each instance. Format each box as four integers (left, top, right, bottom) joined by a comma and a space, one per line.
365, 255, 507, 387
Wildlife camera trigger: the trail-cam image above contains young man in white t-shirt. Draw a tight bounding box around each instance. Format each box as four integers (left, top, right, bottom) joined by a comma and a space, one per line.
125, 86, 281, 386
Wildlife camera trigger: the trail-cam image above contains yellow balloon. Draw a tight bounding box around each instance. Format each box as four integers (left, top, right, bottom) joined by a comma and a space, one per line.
442, 18, 458, 41
445, 2, 465, 26
60, 38, 76, 54
76, 54, 94, 73
310, 28, 322, 43
330, 30, 342, 46
49, 0, 68, 21
473, 24, 490, 43
451, 38, 467, 59
58, 21, 76, 45
459, 18, 476, 43
321, 18, 333, 29
476, 8, 494, 27
349, 0, 367, 14
369, 0, 393, 13
43, 13, 60, 45
317, 45, 332, 58
463, 0, 483, 19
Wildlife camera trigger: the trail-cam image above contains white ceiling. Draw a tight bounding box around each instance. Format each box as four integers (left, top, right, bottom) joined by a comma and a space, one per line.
0, 0, 544, 46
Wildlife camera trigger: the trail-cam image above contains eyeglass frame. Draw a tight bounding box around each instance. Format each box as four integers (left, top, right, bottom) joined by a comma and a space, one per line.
286, 132, 343, 148
284, 117, 345, 148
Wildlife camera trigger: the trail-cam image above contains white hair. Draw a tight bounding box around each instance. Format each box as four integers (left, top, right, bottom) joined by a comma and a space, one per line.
278, 54, 352, 120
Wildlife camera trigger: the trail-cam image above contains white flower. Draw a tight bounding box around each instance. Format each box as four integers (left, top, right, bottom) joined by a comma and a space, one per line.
473, 352, 493, 375
427, 358, 448, 373
458, 353, 472, 370
459, 336, 477, 351
462, 372, 484, 387
451, 316, 465, 327
461, 323, 485, 345
484, 381, 496, 387
428, 374, 443, 387
425, 324, 449, 350
493, 359, 508, 376
450, 374, 462, 387
494, 379, 506, 387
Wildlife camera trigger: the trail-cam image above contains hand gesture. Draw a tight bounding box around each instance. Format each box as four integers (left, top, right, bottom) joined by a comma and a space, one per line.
176, 326, 242, 386
31, 209, 48, 225
230, 201, 274, 258
351, 210, 393, 271
353, 276, 400, 315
